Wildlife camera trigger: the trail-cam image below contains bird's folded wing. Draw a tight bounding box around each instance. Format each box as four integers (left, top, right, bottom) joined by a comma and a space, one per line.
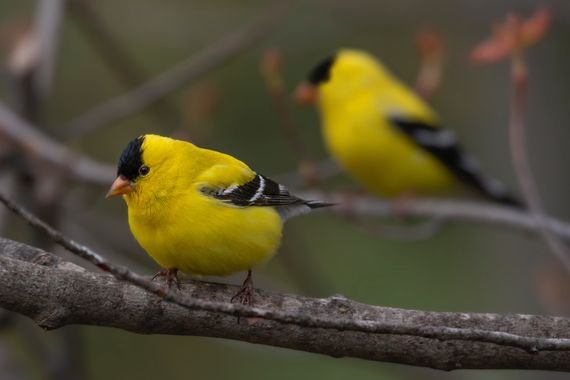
197, 165, 302, 207
389, 117, 504, 193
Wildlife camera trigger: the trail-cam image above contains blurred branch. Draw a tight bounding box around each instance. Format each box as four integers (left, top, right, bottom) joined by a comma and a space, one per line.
2, 237, 570, 371
509, 56, 570, 272
0, 101, 114, 185
13, 2, 86, 379
0, 171, 17, 233
294, 191, 570, 241
1, 97, 570, 240
2, 100, 570, 239
68, 0, 146, 87
506, 21, 570, 274
66, 0, 292, 138
470, 9, 570, 271
261, 49, 309, 158
261, 49, 319, 185
69, 0, 180, 127
33, 0, 66, 99
2, 98, 570, 242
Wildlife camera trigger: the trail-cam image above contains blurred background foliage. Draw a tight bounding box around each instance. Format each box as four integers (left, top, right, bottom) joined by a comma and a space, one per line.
0, 0, 569, 379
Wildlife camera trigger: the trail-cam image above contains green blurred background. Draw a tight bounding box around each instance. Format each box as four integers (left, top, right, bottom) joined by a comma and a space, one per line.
1, 0, 569, 379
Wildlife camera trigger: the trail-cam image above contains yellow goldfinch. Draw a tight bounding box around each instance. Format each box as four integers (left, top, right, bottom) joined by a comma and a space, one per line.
107, 134, 330, 304
297, 49, 519, 205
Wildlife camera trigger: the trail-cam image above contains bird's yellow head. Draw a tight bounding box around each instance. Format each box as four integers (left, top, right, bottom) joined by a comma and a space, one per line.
107, 134, 196, 206
297, 49, 391, 108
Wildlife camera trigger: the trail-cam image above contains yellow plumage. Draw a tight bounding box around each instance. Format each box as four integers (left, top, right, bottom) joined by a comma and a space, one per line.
124, 136, 282, 276
315, 49, 455, 197
108, 135, 329, 289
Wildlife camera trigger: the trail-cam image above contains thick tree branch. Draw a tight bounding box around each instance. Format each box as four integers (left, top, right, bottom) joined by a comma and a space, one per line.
1, 237, 570, 372
2, 193, 570, 358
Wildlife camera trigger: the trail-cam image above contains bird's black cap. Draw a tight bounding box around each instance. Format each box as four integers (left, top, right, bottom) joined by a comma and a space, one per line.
117, 136, 145, 181
308, 54, 336, 85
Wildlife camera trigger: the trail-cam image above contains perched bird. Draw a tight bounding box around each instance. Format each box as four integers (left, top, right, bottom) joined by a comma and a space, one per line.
297, 49, 519, 206
107, 134, 330, 304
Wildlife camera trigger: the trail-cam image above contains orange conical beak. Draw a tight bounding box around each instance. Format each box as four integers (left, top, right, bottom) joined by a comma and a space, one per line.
295, 82, 318, 105
106, 175, 134, 198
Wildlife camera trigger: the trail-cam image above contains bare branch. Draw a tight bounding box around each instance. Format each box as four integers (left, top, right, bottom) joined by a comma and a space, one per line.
261, 49, 315, 176
33, 0, 66, 99
295, 190, 570, 241
2, 237, 570, 371
69, 0, 180, 127
0, 101, 114, 185
2, 192, 570, 360
508, 53, 570, 274
66, 0, 291, 138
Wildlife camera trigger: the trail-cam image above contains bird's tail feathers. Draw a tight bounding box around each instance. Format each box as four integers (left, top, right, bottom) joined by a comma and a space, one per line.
473, 175, 523, 208
306, 200, 336, 209
277, 199, 334, 221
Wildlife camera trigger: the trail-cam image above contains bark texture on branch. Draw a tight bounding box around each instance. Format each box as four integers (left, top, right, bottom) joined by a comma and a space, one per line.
1, 237, 570, 372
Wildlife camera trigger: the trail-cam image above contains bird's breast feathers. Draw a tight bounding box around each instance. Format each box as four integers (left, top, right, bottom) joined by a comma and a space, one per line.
127, 183, 283, 276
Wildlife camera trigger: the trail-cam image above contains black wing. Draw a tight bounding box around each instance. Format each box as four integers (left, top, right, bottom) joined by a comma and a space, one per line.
390, 118, 521, 206
208, 173, 323, 208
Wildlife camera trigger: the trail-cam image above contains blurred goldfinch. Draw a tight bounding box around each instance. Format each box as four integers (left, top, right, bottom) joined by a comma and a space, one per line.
107, 134, 330, 304
298, 49, 519, 205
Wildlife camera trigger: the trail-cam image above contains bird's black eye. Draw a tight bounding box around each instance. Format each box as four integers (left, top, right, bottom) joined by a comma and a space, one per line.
139, 165, 150, 176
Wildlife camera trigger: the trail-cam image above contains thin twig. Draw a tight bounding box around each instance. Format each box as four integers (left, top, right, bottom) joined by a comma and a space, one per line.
509, 52, 570, 274
0, 101, 114, 185
262, 49, 320, 186
33, 0, 66, 99
261, 49, 313, 162
66, 0, 291, 138
1, 192, 570, 353
69, 0, 180, 127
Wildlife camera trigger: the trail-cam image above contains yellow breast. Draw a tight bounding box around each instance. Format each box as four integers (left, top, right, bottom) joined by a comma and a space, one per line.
126, 188, 283, 276
321, 95, 456, 197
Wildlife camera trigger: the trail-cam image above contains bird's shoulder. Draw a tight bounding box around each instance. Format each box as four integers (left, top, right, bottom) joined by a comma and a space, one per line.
376, 75, 439, 126
193, 149, 254, 186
